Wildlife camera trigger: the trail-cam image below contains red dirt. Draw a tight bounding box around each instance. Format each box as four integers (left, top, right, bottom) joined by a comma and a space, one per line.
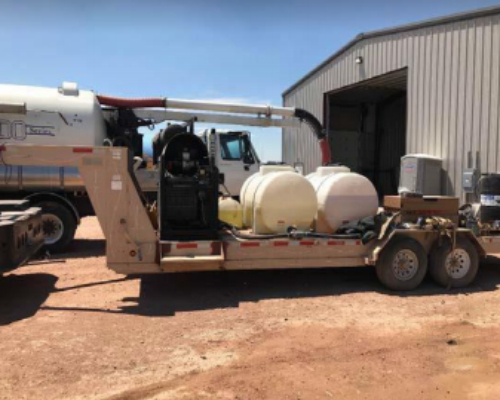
2, 217, 500, 399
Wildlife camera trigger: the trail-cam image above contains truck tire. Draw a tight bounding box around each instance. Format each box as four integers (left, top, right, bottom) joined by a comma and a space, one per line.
376, 236, 428, 291
35, 201, 77, 253
429, 236, 479, 288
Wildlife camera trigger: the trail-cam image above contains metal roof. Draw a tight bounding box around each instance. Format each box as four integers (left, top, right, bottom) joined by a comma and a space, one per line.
282, 5, 500, 97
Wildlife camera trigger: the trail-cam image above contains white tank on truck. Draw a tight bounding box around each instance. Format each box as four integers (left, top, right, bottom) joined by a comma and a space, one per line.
0, 82, 107, 146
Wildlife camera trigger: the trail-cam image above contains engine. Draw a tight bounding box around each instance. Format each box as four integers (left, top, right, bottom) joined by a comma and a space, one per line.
158, 132, 219, 240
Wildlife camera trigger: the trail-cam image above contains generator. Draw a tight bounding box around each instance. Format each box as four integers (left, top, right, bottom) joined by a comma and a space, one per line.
158, 133, 219, 241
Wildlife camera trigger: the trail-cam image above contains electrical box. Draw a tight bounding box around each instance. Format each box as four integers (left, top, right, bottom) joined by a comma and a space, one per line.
398, 154, 442, 195
462, 168, 479, 193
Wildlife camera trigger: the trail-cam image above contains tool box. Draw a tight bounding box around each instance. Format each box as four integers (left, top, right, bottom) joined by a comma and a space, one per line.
384, 196, 460, 224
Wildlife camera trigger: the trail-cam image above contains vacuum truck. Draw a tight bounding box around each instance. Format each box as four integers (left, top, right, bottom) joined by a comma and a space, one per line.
1, 84, 491, 291
0, 82, 262, 251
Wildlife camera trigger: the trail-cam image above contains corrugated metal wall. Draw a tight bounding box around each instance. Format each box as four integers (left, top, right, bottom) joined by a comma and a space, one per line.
283, 13, 500, 200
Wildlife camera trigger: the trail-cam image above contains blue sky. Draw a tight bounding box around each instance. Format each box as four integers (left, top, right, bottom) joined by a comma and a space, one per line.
1, 0, 499, 160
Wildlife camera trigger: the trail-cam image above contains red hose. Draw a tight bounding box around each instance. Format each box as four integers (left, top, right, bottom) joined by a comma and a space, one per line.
96, 95, 165, 108
319, 138, 332, 165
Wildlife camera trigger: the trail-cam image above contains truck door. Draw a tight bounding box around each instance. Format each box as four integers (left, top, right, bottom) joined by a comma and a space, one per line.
217, 132, 259, 197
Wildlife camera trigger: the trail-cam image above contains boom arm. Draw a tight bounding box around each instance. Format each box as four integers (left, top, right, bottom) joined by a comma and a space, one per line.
97, 95, 331, 165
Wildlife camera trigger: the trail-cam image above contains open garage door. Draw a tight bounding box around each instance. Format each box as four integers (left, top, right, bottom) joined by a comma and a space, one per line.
325, 68, 408, 198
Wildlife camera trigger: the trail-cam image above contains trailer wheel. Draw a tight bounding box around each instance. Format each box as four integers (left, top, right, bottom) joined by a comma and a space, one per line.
429, 236, 479, 288
36, 201, 77, 253
376, 236, 428, 291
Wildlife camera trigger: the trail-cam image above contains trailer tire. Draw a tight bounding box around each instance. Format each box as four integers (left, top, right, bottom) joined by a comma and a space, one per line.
36, 201, 77, 253
429, 236, 479, 288
376, 236, 428, 291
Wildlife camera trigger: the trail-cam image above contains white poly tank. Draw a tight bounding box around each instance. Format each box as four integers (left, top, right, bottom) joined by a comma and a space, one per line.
242, 169, 317, 234
240, 165, 295, 227
308, 170, 378, 233
307, 166, 351, 188
0, 82, 107, 146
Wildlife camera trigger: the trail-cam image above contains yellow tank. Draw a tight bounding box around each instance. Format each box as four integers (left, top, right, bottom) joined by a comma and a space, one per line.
219, 196, 243, 228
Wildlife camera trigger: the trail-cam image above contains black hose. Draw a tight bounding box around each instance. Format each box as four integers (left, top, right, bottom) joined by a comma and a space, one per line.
294, 108, 331, 165
292, 231, 361, 240
294, 108, 325, 140
220, 221, 361, 241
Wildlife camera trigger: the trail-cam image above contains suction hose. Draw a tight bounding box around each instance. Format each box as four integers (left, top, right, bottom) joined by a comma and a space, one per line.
294, 108, 332, 165
95, 95, 332, 165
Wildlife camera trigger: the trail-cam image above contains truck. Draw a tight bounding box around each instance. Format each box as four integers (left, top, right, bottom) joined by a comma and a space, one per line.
1, 88, 495, 292
0, 83, 263, 251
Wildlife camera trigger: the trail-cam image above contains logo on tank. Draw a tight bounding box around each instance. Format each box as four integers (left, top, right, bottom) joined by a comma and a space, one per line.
0, 120, 55, 140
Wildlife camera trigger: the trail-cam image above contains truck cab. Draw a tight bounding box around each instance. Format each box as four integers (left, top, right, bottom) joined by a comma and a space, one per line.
198, 129, 260, 197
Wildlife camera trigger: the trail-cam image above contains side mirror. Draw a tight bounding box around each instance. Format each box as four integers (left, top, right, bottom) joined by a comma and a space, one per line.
243, 154, 254, 165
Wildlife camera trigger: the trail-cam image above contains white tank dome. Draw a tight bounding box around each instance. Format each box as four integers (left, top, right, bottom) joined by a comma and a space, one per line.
240, 165, 295, 228
240, 166, 317, 234
307, 166, 351, 189
252, 172, 317, 234
311, 171, 378, 233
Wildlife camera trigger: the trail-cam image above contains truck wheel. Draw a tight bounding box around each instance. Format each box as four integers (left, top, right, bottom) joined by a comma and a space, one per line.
429, 236, 479, 288
376, 236, 428, 291
36, 201, 77, 253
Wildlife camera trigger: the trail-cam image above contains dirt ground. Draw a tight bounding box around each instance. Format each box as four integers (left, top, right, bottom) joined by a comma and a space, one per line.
2, 217, 500, 399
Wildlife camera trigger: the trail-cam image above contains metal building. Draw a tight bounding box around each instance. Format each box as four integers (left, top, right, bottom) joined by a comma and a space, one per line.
282, 6, 500, 200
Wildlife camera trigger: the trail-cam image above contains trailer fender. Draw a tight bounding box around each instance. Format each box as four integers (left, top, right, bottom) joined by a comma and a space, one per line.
24, 192, 80, 225
368, 229, 442, 265
368, 229, 487, 265
458, 231, 487, 258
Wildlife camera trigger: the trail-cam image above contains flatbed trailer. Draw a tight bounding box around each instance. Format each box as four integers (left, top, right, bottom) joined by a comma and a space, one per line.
1, 143, 497, 290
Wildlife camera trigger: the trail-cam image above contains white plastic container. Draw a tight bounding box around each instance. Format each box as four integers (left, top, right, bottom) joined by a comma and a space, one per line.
242, 169, 317, 234
307, 166, 351, 189
240, 165, 295, 227
308, 170, 378, 233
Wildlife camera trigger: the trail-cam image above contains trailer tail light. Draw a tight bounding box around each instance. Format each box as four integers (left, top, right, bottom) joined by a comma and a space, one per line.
73, 147, 93, 153
0, 144, 5, 152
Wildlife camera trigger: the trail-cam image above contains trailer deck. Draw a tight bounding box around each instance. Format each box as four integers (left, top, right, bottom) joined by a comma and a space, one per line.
1, 143, 499, 291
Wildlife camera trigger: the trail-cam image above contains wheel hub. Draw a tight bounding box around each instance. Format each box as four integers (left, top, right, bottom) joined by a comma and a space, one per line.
41, 213, 64, 245
445, 249, 470, 279
392, 249, 419, 281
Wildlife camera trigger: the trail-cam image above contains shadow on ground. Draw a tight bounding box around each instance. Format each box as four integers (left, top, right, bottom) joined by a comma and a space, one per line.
38, 260, 500, 318
54, 239, 105, 260
118, 263, 500, 316
0, 273, 58, 325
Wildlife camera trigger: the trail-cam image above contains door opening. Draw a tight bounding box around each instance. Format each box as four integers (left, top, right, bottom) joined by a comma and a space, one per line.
324, 68, 408, 198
